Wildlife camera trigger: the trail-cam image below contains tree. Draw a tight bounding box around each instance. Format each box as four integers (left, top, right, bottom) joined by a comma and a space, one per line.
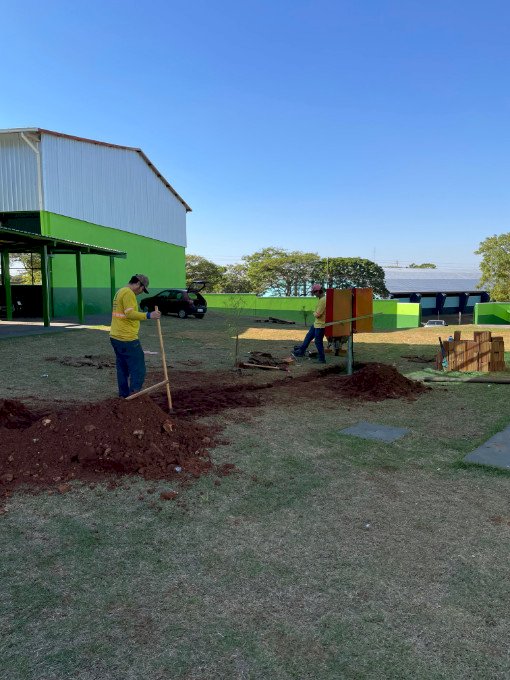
321, 257, 389, 297
215, 264, 253, 293
185, 255, 225, 290
475, 233, 510, 301
241, 247, 289, 295
242, 247, 321, 296
409, 262, 437, 269
10, 253, 42, 284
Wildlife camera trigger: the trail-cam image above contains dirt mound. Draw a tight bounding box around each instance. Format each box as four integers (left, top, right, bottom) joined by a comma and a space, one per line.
331, 363, 429, 401
0, 399, 37, 429
0, 397, 223, 499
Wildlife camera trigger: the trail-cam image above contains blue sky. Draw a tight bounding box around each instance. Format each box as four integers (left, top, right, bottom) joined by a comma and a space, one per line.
2, 0, 510, 269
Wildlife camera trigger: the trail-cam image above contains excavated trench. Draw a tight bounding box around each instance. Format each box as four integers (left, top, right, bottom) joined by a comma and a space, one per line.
0, 363, 428, 502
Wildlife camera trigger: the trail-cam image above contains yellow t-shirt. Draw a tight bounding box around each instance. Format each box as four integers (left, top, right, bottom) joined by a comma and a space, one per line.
110, 287, 147, 341
314, 296, 327, 328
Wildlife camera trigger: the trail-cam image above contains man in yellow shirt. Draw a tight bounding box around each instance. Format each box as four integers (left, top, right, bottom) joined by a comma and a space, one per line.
292, 283, 327, 364
110, 274, 161, 397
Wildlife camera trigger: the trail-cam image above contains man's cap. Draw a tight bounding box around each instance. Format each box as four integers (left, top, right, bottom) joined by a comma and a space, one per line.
134, 274, 149, 294
311, 283, 323, 293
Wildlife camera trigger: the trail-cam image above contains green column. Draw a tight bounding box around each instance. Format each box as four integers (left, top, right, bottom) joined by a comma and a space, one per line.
76, 252, 84, 323
110, 256, 116, 305
49, 255, 55, 319
41, 245, 51, 327
1, 250, 12, 321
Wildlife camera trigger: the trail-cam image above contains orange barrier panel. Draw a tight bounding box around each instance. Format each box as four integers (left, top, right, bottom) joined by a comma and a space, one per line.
325, 288, 352, 339
353, 288, 373, 333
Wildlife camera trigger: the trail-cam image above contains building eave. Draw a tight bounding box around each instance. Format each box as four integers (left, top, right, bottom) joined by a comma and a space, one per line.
0, 128, 192, 212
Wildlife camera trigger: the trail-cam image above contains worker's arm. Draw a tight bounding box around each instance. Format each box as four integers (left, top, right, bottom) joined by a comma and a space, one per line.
124, 307, 147, 321
123, 290, 160, 320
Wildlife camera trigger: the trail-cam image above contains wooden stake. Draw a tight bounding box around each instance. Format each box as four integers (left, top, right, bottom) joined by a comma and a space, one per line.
126, 379, 169, 400
239, 362, 288, 371
154, 306, 173, 411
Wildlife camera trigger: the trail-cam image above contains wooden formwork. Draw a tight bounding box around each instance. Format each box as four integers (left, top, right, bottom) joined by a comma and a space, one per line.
435, 331, 506, 372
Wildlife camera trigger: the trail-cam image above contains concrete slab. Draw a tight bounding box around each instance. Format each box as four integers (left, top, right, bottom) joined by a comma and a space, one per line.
339, 421, 410, 443
464, 425, 510, 470
0, 316, 111, 339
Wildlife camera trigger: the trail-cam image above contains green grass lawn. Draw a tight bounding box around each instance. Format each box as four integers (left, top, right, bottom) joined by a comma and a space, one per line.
1, 312, 510, 679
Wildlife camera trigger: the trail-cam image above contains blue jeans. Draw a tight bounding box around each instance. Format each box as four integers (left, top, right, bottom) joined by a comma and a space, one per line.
110, 338, 146, 398
295, 325, 326, 362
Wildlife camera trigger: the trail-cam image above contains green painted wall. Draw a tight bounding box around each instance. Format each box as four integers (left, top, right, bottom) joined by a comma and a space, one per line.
204, 294, 421, 329
474, 302, 510, 325
40, 211, 185, 317
372, 300, 421, 329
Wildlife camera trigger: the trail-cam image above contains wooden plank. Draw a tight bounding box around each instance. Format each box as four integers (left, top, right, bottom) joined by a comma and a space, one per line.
454, 331, 461, 341
353, 288, 373, 333
454, 342, 464, 372
325, 288, 352, 339
480, 340, 491, 372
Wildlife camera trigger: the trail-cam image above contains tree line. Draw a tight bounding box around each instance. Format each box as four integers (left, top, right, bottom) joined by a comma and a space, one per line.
186, 248, 389, 297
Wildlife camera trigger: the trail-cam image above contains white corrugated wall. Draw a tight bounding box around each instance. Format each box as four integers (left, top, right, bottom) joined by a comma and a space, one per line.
0, 133, 40, 211
41, 134, 187, 247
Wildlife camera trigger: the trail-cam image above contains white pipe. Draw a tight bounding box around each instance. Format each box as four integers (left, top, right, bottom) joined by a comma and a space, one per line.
20, 132, 44, 212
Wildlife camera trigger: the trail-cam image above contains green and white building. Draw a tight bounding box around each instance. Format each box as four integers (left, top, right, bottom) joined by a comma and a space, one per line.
0, 128, 191, 325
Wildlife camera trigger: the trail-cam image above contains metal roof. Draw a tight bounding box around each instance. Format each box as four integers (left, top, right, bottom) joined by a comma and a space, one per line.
383, 268, 483, 293
0, 128, 191, 212
0, 226, 126, 257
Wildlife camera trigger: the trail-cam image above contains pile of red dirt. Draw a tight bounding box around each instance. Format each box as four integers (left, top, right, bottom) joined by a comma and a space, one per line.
329, 363, 429, 401
0, 397, 225, 500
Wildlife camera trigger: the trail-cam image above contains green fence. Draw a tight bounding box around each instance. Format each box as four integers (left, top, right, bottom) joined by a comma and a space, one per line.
474, 302, 510, 325
204, 294, 420, 330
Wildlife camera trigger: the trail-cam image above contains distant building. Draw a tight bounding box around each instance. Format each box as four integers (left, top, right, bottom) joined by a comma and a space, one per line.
0, 128, 190, 324
384, 268, 489, 317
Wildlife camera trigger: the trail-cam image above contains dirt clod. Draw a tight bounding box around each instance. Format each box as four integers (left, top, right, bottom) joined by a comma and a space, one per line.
0, 399, 36, 429
160, 490, 178, 500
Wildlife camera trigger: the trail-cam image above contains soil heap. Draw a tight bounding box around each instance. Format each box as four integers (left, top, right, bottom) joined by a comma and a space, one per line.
0, 397, 221, 499
329, 363, 429, 401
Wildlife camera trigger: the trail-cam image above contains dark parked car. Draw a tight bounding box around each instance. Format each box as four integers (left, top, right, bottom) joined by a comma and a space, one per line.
140, 282, 207, 319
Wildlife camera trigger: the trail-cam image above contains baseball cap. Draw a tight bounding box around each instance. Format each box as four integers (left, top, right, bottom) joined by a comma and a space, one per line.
134, 274, 149, 294
311, 283, 323, 293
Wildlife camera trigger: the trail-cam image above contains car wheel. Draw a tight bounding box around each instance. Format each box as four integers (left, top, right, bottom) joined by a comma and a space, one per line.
178, 309, 188, 319
195, 314, 205, 319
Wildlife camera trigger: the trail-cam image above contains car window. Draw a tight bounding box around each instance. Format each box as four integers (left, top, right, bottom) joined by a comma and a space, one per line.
157, 291, 171, 299
175, 292, 183, 300
188, 292, 198, 300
